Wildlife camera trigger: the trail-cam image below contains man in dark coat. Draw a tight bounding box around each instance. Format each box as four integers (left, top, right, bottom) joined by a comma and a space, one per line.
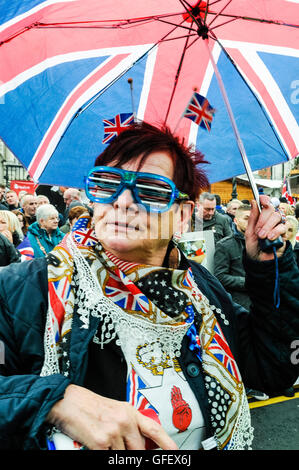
214, 204, 251, 310
193, 192, 232, 243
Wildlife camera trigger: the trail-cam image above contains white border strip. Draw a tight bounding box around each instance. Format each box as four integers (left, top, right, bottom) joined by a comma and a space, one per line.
0, 45, 152, 99
0, 0, 77, 32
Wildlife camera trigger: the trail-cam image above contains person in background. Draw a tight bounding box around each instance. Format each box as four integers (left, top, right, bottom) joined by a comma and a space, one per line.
36, 195, 50, 207
0, 210, 24, 247
214, 194, 226, 214
60, 205, 89, 234
214, 204, 252, 310
62, 188, 84, 225
11, 209, 29, 236
225, 199, 243, 229
20, 193, 38, 226
5, 190, 21, 211
279, 202, 294, 217
282, 215, 299, 268
194, 192, 232, 243
0, 184, 8, 210
27, 204, 64, 258
0, 184, 6, 203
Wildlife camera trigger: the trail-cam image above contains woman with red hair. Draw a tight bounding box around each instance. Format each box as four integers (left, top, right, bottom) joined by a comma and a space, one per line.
0, 121, 298, 451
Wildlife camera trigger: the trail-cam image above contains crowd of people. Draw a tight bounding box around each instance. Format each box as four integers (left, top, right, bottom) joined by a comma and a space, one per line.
1, 182, 298, 270
0, 183, 93, 265
0, 122, 299, 451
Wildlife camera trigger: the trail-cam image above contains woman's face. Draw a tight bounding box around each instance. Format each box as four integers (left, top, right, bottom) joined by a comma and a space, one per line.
17, 215, 24, 228
93, 151, 193, 265
282, 221, 295, 242
40, 214, 59, 233
0, 216, 9, 233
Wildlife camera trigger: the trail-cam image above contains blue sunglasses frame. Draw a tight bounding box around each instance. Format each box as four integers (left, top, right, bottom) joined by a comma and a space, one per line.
85, 166, 190, 213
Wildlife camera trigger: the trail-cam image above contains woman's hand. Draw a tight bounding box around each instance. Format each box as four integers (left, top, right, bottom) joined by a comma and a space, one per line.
245, 195, 286, 261
0, 229, 13, 244
47, 384, 178, 450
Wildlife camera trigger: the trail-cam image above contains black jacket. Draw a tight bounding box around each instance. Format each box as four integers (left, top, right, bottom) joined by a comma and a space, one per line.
0, 244, 299, 449
293, 242, 299, 268
193, 211, 232, 243
214, 230, 250, 310
0, 232, 21, 266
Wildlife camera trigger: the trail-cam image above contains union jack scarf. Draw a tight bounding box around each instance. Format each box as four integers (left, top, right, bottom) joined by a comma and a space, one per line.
42, 215, 253, 450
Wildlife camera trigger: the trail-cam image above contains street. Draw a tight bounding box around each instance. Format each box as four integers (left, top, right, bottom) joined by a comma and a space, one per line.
249, 385, 299, 450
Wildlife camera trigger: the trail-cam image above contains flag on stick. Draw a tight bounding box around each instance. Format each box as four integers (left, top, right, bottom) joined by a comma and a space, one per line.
102, 113, 135, 144
183, 92, 215, 131
282, 176, 294, 205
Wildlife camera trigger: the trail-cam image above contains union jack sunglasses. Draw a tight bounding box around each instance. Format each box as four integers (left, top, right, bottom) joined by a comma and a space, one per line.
85, 166, 190, 213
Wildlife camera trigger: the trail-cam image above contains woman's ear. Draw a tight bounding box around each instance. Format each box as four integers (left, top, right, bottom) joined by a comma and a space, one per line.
180, 200, 194, 233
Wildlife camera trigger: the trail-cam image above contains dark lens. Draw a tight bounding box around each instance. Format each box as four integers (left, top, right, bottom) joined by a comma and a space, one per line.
88, 170, 121, 200
135, 177, 173, 209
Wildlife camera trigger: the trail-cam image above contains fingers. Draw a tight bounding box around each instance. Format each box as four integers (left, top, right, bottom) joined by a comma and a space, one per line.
47, 384, 177, 451
248, 196, 285, 240
133, 412, 178, 451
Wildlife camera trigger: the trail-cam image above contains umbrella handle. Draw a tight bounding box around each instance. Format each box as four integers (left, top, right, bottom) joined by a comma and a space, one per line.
258, 237, 284, 253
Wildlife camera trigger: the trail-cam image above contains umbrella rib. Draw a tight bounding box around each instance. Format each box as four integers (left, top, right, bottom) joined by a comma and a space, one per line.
210, 32, 289, 159
163, 25, 194, 126
208, 17, 239, 32
208, 0, 233, 28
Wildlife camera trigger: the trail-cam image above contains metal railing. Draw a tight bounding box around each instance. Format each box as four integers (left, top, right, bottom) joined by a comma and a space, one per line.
3, 162, 29, 186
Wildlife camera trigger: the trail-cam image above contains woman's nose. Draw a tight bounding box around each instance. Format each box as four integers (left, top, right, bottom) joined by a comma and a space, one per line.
113, 188, 138, 211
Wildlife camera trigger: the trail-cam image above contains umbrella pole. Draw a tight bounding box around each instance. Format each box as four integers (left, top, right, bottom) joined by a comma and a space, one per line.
204, 39, 261, 211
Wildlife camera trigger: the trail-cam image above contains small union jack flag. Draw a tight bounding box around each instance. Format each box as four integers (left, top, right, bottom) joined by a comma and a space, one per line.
102, 113, 135, 144
105, 271, 149, 312
183, 92, 215, 131
127, 366, 158, 414
282, 176, 294, 206
71, 214, 98, 246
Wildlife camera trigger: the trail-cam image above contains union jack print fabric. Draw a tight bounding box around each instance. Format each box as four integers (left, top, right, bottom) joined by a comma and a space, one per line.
183, 92, 215, 131
102, 113, 135, 144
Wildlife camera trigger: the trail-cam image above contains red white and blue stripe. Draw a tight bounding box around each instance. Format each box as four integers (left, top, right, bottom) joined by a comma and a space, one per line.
127, 366, 158, 413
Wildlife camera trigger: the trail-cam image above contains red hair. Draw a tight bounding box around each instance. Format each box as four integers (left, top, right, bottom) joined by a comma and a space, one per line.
94, 121, 209, 202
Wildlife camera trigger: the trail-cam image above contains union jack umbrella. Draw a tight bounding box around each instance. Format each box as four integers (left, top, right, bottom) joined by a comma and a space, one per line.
0, 1, 298, 188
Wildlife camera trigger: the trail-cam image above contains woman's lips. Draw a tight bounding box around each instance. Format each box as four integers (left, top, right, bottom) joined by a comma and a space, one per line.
106, 221, 140, 231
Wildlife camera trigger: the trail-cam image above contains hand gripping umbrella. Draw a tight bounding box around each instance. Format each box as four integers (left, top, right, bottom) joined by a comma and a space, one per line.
0, 1, 298, 210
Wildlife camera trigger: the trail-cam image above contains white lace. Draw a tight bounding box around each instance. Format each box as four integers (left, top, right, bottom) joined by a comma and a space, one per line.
226, 391, 254, 450
41, 234, 254, 450
71, 236, 190, 362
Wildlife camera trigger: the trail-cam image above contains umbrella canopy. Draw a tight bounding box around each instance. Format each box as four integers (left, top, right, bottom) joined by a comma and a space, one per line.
0, 0, 298, 188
